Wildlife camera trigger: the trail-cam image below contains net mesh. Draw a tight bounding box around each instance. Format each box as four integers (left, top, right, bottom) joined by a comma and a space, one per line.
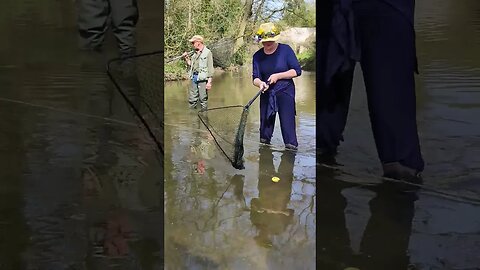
198, 105, 250, 170
209, 38, 235, 68
107, 51, 164, 154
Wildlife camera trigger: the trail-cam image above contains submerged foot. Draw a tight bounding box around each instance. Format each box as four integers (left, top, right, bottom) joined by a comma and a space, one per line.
316, 147, 338, 167
285, 144, 298, 151
382, 162, 423, 185
260, 138, 271, 144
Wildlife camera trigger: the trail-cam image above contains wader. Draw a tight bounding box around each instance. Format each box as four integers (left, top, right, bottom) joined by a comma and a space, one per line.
188, 47, 212, 110
76, 0, 139, 58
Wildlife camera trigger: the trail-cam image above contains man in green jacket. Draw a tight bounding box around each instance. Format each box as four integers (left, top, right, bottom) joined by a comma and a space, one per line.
182, 35, 214, 111
76, 0, 139, 58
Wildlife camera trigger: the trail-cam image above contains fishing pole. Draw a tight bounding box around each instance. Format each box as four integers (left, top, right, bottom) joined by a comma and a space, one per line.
165, 50, 194, 63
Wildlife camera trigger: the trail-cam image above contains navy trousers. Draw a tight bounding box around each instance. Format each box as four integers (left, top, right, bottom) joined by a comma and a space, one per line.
259, 91, 298, 147
317, 0, 424, 171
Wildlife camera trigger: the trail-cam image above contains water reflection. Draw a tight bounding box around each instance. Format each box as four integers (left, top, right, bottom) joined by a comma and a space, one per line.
164, 69, 316, 269
0, 0, 164, 266
80, 61, 163, 269
230, 174, 247, 207
250, 147, 295, 249
318, 169, 417, 269
359, 184, 416, 269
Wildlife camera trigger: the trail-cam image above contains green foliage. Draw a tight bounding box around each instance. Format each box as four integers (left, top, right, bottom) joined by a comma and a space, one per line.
280, 0, 315, 27
164, 0, 316, 79
296, 47, 315, 71
164, 61, 189, 81
164, 0, 244, 59
232, 44, 248, 66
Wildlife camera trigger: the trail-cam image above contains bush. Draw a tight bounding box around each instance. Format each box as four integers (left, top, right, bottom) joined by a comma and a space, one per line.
297, 49, 315, 71
164, 61, 188, 81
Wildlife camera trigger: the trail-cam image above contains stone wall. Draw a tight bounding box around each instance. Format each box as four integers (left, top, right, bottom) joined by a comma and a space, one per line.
277, 27, 316, 54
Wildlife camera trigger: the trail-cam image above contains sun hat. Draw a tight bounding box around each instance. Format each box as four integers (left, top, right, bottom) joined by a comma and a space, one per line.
254, 22, 280, 43
189, 35, 204, 43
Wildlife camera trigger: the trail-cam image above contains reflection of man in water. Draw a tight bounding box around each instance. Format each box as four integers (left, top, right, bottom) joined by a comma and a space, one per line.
81, 60, 162, 267
317, 169, 417, 269
230, 174, 247, 207
76, 0, 139, 58
189, 133, 216, 175
250, 147, 295, 248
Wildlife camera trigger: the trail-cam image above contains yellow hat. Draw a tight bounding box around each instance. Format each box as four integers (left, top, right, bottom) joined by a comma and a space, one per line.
254, 22, 280, 43
189, 35, 204, 43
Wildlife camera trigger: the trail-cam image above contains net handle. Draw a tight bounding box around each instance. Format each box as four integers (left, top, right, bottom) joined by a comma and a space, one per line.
165, 50, 194, 63
245, 82, 270, 109
245, 89, 262, 109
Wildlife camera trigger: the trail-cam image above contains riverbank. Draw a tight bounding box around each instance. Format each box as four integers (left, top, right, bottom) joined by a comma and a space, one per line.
164, 50, 315, 81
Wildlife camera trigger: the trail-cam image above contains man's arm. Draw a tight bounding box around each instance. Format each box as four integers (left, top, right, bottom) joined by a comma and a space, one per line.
207, 51, 214, 86
207, 51, 214, 80
267, 46, 302, 84
252, 54, 269, 92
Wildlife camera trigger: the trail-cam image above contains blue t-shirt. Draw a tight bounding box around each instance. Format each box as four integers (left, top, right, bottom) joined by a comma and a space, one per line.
252, 43, 302, 84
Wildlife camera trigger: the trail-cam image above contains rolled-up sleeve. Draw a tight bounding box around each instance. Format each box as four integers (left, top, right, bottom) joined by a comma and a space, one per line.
207, 51, 214, 78
286, 45, 302, 76
252, 54, 260, 81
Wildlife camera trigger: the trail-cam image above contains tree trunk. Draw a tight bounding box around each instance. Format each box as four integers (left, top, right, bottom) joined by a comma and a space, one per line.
253, 0, 266, 25
187, 3, 192, 31
233, 0, 254, 53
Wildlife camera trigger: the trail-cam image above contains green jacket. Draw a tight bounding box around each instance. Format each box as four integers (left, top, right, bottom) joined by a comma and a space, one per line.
189, 47, 214, 81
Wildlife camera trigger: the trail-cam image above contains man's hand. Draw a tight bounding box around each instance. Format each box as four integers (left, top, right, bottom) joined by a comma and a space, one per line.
267, 73, 281, 84
182, 52, 191, 64
182, 52, 191, 65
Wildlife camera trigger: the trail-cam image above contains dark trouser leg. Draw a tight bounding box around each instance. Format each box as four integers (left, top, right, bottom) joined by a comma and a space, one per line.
355, 0, 424, 172
76, 0, 109, 50
109, 0, 139, 58
259, 93, 275, 143
277, 91, 298, 147
316, 68, 355, 152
